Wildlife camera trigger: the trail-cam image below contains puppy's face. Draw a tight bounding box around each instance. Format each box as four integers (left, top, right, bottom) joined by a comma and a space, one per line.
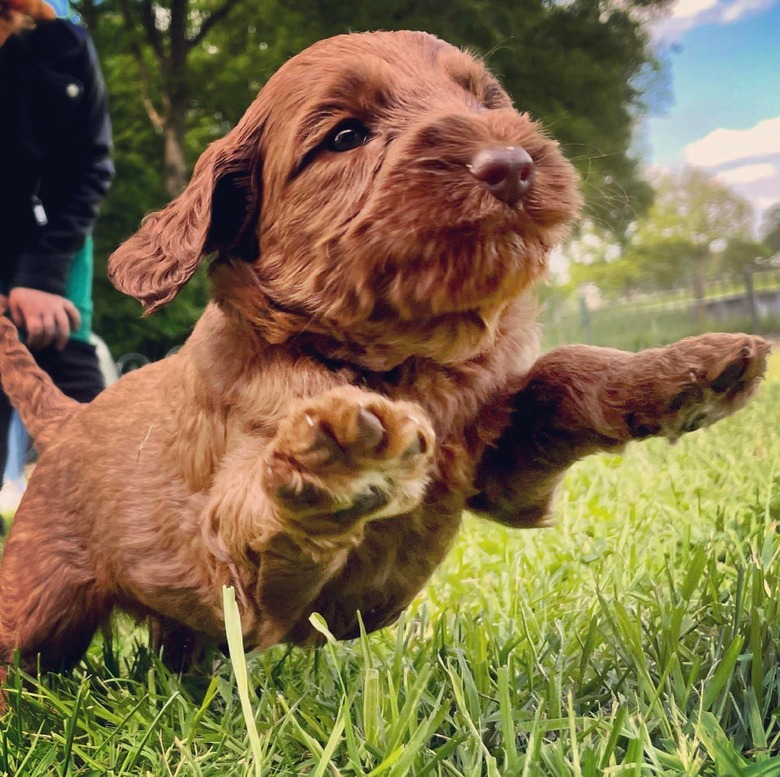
110, 31, 581, 368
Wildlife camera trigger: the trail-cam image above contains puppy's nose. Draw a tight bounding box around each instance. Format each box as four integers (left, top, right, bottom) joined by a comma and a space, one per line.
468, 146, 535, 205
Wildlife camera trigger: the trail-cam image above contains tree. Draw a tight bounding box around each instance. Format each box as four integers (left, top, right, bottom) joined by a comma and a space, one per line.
623, 168, 754, 299
76, 0, 247, 197
762, 203, 780, 254
559, 169, 758, 312
715, 238, 771, 275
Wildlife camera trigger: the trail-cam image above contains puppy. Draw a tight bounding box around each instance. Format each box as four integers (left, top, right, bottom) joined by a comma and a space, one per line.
0, 31, 768, 681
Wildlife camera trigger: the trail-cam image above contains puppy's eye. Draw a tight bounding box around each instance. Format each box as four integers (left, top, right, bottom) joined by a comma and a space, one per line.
326, 120, 370, 152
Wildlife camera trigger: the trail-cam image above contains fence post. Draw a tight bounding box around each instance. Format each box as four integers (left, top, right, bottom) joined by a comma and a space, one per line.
743, 265, 759, 333
692, 269, 706, 325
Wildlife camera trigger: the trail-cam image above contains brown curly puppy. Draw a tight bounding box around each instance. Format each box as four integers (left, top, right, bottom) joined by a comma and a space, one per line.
0, 31, 769, 685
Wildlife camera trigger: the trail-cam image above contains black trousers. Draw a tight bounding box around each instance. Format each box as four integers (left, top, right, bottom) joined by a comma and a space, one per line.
0, 338, 104, 476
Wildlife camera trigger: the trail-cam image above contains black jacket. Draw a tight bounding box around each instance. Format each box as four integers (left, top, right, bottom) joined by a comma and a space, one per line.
0, 19, 113, 297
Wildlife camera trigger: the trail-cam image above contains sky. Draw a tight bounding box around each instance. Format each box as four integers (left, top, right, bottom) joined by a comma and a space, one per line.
643, 0, 780, 226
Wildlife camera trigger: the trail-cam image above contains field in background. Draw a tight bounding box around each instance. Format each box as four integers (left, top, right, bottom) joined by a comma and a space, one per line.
1, 359, 780, 775
542, 267, 780, 352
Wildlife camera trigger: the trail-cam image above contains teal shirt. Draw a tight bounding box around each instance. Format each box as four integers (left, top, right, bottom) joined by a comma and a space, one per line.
65, 233, 94, 343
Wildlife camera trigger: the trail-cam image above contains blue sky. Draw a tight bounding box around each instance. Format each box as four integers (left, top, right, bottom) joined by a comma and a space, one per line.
643, 0, 780, 220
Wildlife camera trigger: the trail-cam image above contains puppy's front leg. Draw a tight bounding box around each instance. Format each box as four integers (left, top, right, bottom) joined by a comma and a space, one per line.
470, 333, 769, 527
206, 385, 434, 648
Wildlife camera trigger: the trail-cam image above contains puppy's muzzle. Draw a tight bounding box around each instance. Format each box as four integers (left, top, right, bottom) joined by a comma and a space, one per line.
468, 146, 535, 206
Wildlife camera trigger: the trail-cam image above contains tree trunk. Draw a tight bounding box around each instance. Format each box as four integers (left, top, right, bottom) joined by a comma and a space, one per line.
161, 62, 188, 198
117, 0, 241, 198
162, 115, 188, 198
162, 0, 189, 197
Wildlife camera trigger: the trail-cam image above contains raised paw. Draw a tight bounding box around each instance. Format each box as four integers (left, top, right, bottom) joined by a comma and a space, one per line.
625, 333, 770, 442
265, 386, 435, 534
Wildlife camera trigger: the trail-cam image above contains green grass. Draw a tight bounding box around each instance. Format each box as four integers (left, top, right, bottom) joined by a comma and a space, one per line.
3, 359, 780, 775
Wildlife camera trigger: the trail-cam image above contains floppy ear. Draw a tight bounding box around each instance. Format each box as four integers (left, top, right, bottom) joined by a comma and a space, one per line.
108, 132, 261, 314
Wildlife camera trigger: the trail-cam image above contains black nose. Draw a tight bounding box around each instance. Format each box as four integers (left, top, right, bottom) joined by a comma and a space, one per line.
468, 146, 535, 205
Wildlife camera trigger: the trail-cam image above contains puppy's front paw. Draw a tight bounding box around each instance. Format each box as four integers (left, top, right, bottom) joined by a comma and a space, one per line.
626, 333, 770, 442
265, 387, 434, 534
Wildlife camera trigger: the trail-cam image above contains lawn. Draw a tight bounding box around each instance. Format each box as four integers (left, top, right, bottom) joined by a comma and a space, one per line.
2, 356, 780, 776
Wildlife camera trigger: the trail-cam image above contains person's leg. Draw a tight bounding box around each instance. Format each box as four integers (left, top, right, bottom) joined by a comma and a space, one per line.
0, 389, 13, 480
33, 339, 105, 403
0, 392, 12, 532
4, 411, 29, 487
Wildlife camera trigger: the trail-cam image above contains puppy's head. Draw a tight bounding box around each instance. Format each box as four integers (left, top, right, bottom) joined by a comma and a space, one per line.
109, 31, 580, 368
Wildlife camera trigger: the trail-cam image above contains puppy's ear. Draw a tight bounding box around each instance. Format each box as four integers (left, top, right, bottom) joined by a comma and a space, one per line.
108, 134, 261, 314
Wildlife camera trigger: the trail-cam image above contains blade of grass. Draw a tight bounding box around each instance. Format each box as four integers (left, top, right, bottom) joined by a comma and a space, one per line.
312, 699, 346, 777
700, 635, 744, 712
696, 711, 748, 776
222, 585, 263, 777
60, 679, 88, 777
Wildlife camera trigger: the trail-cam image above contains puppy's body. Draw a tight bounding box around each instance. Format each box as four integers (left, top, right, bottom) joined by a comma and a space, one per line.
2, 292, 536, 657
0, 30, 769, 677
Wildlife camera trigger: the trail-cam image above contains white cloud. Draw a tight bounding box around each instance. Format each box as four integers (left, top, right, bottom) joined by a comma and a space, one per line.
716, 164, 780, 219
722, 0, 774, 22
671, 0, 718, 20
684, 117, 780, 168
653, 0, 777, 40
716, 163, 776, 185
680, 116, 780, 220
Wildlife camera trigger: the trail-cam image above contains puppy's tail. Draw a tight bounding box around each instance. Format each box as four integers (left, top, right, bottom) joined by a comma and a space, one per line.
0, 300, 80, 453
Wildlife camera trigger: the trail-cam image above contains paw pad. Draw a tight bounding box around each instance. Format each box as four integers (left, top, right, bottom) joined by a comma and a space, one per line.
662, 334, 768, 441
268, 388, 435, 532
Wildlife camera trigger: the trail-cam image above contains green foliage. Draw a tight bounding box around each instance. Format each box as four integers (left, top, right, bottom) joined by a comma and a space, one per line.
632, 168, 754, 250
624, 168, 755, 288
762, 203, 780, 254
3, 358, 780, 774
715, 238, 772, 275
565, 169, 760, 301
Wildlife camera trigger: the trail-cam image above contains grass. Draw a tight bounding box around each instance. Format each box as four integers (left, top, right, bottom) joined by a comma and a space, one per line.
3, 358, 780, 776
